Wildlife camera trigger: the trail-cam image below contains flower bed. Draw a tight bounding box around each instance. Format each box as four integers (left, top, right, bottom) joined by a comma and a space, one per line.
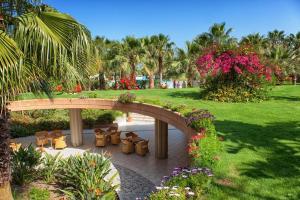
148, 167, 213, 199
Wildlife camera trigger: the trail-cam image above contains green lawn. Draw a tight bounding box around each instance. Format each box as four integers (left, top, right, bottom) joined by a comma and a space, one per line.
19, 86, 300, 199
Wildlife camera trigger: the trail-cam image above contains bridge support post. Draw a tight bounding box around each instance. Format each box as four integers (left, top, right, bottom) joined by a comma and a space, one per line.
155, 119, 168, 159
69, 109, 83, 147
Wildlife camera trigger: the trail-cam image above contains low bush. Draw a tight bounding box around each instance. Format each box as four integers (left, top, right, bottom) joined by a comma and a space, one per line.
118, 92, 136, 103
55, 152, 117, 199
11, 145, 42, 186
28, 188, 50, 200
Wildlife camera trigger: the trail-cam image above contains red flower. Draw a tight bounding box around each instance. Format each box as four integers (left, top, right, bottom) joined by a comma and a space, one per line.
74, 84, 82, 93
56, 85, 63, 92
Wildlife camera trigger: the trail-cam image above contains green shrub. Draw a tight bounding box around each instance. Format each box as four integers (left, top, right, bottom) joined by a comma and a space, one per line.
185, 110, 215, 132
163, 102, 172, 110
11, 145, 42, 186
10, 124, 33, 138
82, 110, 121, 128
41, 153, 62, 184
88, 93, 98, 98
118, 92, 136, 103
149, 187, 186, 200
171, 104, 187, 112
55, 152, 117, 199
10, 109, 122, 138
28, 188, 50, 200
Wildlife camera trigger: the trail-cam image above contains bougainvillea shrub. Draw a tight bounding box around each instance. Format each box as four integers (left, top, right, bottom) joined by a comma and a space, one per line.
196, 45, 275, 102
185, 110, 223, 168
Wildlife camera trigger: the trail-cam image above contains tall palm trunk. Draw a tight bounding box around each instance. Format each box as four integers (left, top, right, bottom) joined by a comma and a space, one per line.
149, 74, 155, 89
130, 61, 136, 80
158, 56, 163, 85
187, 65, 193, 87
293, 73, 297, 85
0, 110, 13, 200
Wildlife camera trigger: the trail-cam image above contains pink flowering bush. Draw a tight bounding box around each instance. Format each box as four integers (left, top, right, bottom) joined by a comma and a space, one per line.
197, 45, 274, 102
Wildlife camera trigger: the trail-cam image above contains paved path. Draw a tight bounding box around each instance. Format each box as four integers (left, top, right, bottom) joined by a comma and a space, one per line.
115, 164, 155, 200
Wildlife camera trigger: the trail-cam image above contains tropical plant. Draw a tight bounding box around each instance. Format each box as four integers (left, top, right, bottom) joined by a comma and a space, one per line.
0, 3, 94, 199
150, 34, 174, 85
55, 152, 117, 200
141, 36, 158, 88
173, 41, 200, 87
11, 145, 42, 186
194, 22, 237, 48
41, 152, 61, 184
119, 36, 143, 80
240, 33, 266, 54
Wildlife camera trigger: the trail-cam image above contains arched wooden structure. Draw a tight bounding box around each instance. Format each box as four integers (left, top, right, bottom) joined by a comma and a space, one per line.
8, 98, 195, 159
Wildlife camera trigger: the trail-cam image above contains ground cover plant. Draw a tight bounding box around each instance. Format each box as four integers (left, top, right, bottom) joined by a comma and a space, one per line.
16, 85, 300, 199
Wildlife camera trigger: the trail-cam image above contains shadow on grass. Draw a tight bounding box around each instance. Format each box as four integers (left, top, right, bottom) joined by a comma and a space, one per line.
167, 90, 202, 100
215, 120, 300, 179
270, 96, 300, 101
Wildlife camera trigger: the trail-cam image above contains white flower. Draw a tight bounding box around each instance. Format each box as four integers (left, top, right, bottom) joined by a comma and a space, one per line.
155, 186, 163, 190
172, 186, 179, 190
169, 193, 180, 197
187, 192, 195, 196
185, 187, 191, 190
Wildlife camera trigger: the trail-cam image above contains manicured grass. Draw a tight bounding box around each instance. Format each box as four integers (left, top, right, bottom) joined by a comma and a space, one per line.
18, 85, 300, 199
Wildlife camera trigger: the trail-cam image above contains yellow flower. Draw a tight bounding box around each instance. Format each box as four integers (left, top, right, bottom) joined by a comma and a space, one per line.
95, 188, 102, 196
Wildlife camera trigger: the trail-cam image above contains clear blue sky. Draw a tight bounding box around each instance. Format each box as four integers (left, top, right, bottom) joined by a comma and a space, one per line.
44, 0, 300, 48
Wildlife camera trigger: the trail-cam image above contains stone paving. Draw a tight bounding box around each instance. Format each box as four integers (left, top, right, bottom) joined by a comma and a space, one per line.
115, 164, 155, 200
14, 114, 189, 199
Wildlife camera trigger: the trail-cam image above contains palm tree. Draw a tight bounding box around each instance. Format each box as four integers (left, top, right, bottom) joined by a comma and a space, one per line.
150, 34, 174, 85
174, 41, 200, 87
141, 36, 158, 88
0, 8, 93, 199
194, 23, 237, 48
267, 29, 285, 47
119, 36, 143, 80
240, 33, 266, 54
283, 33, 300, 84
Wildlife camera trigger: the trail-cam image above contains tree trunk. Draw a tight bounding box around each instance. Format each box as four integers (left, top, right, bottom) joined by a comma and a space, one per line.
293, 74, 297, 85
149, 74, 154, 89
99, 72, 105, 90
0, 110, 13, 200
0, 182, 13, 200
130, 62, 136, 81
158, 56, 163, 85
